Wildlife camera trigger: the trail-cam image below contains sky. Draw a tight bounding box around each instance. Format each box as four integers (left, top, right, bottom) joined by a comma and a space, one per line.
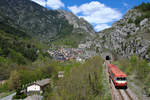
31, 0, 150, 32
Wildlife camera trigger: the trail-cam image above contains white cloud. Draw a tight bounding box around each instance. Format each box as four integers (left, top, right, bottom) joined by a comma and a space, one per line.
68, 6, 80, 14
94, 24, 111, 32
31, 0, 46, 7
123, 2, 128, 7
46, 0, 64, 9
31, 0, 64, 9
68, 1, 122, 31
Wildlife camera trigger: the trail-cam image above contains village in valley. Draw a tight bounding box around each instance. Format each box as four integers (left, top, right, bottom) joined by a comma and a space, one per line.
26, 43, 97, 99
48, 41, 97, 63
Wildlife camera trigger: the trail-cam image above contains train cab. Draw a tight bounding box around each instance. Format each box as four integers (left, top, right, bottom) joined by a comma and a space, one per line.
108, 64, 127, 89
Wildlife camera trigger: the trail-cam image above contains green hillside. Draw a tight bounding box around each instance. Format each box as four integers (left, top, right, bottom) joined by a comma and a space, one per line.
0, 21, 48, 80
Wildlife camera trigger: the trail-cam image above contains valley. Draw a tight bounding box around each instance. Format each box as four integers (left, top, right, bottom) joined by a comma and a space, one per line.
0, 0, 150, 100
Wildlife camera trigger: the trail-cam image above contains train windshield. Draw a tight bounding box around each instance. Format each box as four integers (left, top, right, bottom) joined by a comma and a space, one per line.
116, 77, 127, 81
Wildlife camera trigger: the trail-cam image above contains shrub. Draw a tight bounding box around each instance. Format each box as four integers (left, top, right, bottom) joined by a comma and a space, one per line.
135, 2, 150, 12
0, 82, 9, 93
13, 93, 27, 99
144, 74, 150, 96
134, 3, 150, 26
128, 18, 134, 23
135, 16, 145, 26
9, 49, 27, 65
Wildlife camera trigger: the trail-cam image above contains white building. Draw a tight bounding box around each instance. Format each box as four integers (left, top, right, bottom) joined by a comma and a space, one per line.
76, 57, 84, 62
58, 71, 64, 78
27, 79, 50, 94
27, 84, 41, 93
78, 44, 87, 49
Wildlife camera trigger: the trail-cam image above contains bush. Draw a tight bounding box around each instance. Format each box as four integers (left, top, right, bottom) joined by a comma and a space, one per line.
0, 56, 9, 64
13, 93, 27, 99
144, 74, 150, 96
135, 16, 145, 26
7, 70, 21, 90
135, 2, 150, 12
128, 18, 134, 23
134, 3, 150, 26
9, 49, 27, 65
0, 82, 9, 93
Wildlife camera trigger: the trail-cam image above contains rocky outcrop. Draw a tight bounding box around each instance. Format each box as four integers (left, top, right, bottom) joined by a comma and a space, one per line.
94, 9, 150, 60
57, 10, 95, 35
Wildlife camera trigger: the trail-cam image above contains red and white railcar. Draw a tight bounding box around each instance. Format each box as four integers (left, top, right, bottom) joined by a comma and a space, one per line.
108, 64, 127, 89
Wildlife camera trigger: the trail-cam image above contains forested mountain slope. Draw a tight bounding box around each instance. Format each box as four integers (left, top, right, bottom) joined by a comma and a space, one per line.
0, 0, 95, 46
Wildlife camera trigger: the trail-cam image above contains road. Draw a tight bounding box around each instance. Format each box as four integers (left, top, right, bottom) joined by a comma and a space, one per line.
0, 93, 16, 100
0, 93, 43, 100
24, 95, 43, 100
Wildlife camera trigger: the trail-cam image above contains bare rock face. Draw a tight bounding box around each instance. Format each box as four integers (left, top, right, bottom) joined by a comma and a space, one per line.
93, 8, 150, 60
140, 18, 149, 27
57, 10, 95, 35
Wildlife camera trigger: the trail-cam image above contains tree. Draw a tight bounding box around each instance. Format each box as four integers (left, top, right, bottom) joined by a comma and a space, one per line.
9, 49, 27, 65
0, 48, 3, 56
8, 70, 21, 90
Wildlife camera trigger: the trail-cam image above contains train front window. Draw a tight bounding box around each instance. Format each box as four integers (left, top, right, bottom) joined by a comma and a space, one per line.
116, 77, 127, 81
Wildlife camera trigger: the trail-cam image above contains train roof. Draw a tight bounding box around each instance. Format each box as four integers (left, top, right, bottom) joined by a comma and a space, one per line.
108, 64, 127, 77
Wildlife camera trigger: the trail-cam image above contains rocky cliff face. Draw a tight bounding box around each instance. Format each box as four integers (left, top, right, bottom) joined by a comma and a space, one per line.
94, 5, 150, 60
57, 10, 95, 36
0, 0, 95, 42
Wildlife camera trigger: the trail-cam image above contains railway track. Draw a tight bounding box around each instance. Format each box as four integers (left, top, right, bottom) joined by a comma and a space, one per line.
125, 90, 133, 100
118, 90, 124, 100
110, 79, 135, 100
118, 89, 134, 100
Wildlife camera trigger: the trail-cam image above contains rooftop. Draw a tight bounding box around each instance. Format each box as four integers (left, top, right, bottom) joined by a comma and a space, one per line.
34, 78, 50, 87
108, 64, 127, 77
